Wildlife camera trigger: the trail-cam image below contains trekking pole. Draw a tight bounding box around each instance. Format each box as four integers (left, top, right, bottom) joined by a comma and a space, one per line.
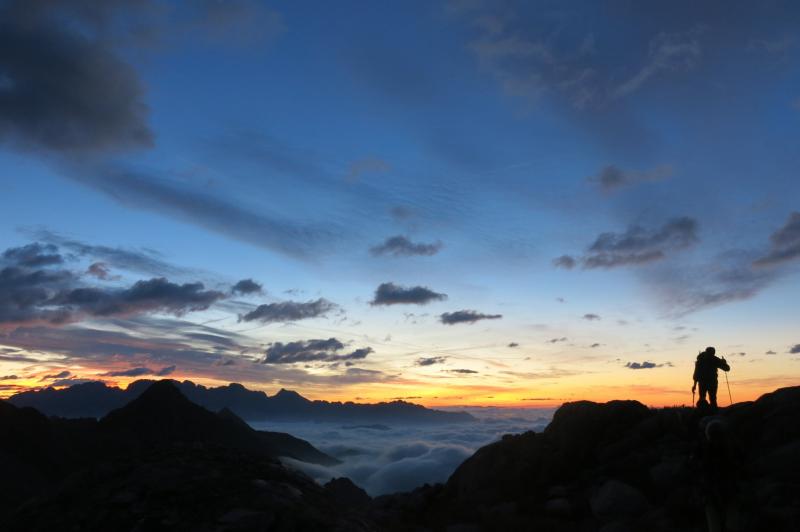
724, 370, 732, 405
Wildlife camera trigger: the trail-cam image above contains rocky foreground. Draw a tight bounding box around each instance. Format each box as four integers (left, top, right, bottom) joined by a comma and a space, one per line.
2, 382, 799, 531
373, 386, 800, 531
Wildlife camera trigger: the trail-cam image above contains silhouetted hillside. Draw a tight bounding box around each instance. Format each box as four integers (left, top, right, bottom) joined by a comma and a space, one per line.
5, 384, 798, 531
0, 381, 348, 531
372, 386, 800, 531
10, 379, 475, 423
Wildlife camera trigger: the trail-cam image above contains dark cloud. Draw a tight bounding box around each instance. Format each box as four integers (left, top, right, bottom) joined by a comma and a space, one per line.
231, 279, 263, 295
583, 313, 601, 321
415, 356, 448, 366
55, 277, 225, 319
588, 165, 671, 193
0, 374, 19, 380
0, 244, 225, 328
0, 264, 78, 327
2, 243, 63, 267
263, 338, 373, 365
33, 229, 189, 276
552, 255, 576, 269
240, 298, 337, 323
446, 369, 478, 374
790, 344, 800, 354
590, 343, 601, 348
102, 365, 175, 377
507, 342, 519, 348
561, 217, 699, 269
86, 262, 113, 280
439, 310, 502, 325
0, 0, 152, 153
50, 378, 97, 387
547, 337, 567, 343
625, 361, 671, 369
766, 350, 777, 355
40, 370, 71, 381
753, 212, 800, 267
370, 236, 443, 257
370, 283, 447, 306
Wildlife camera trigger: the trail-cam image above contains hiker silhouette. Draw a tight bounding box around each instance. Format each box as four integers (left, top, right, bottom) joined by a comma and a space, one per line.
692, 347, 730, 410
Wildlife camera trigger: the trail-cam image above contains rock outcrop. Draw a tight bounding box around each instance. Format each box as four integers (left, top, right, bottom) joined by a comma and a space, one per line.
373, 387, 800, 531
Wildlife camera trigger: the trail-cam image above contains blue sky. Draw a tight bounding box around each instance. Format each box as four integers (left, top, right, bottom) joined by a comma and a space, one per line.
1, 0, 799, 404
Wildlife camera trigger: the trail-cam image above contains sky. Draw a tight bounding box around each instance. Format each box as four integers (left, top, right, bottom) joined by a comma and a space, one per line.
1, 0, 799, 406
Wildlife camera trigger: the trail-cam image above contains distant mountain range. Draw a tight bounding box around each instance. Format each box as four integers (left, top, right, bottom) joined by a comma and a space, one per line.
8, 379, 475, 423
0, 380, 367, 531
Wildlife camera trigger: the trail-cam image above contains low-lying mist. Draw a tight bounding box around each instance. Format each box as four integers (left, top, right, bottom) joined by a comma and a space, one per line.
251, 406, 554, 496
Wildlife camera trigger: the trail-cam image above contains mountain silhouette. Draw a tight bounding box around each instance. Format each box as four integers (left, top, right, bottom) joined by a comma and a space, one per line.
5, 383, 799, 530
10, 379, 475, 423
0, 380, 347, 531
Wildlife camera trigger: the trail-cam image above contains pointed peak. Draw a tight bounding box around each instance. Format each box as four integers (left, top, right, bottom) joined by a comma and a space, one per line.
275, 388, 302, 398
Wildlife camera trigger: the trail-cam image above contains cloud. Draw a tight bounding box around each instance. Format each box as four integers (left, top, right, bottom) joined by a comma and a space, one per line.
790, 344, 800, 354
67, 166, 339, 260
547, 337, 567, 344
55, 277, 225, 319
583, 313, 601, 321
588, 165, 671, 193
263, 338, 373, 365
231, 279, 263, 295
552, 255, 576, 269
50, 378, 97, 388
446, 369, 478, 374
102, 365, 176, 377
2, 243, 62, 267
415, 356, 448, 366
86, 262, 113, 280
370, 236, 443, 257
240, 298, 337, 323
561, 217, 699, 269
345, 157, 391, 183
766, 350, 777, 355
439, 310, 502, 325
32, 229, 189, 276
40, 370, 71, 381
625, 361, 671, 369
590, 343, 601, 348
753, 212, 800, 267
370, 283, 447, 306
611, 29, 701, 99
0, 0, 152, 153
0, 375, 18, 380
507, 342, 519, 348
0, 242, 226, 329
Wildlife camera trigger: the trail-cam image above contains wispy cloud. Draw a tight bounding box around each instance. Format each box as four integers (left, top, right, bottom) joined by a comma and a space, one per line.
240, 299, 337, 324
556, 217, 698, 270
370, 236, 443, 257
753, 212, 800, 267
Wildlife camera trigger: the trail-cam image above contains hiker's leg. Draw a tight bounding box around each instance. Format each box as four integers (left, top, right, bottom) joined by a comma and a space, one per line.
709, 381, 718, 409
698, 382, 709, 403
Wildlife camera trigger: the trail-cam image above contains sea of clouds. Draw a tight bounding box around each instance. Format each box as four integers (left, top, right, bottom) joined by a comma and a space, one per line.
250, 406, 555, 496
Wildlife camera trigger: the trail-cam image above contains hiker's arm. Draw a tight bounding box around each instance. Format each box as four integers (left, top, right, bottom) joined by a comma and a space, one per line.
719, 357, 730, 372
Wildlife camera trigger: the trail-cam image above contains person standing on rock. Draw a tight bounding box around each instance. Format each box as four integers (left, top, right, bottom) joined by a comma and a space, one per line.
692, 347, 730, 410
